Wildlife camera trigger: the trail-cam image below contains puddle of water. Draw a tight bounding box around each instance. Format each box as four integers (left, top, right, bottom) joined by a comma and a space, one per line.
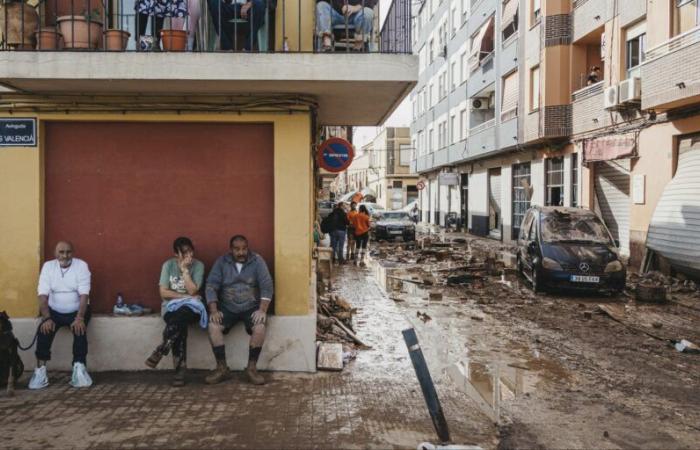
447, 358, 539, 424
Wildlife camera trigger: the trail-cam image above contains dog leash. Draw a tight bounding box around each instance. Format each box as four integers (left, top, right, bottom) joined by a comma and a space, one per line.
16, 318, 50, 351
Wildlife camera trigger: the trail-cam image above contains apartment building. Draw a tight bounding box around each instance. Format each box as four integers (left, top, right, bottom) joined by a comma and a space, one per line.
0, 0, 416, 371
362, 127, 419, 209
411, 0, 700, 276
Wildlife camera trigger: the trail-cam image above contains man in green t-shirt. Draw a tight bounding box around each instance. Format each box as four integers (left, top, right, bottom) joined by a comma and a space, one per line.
145, 237, 205, 386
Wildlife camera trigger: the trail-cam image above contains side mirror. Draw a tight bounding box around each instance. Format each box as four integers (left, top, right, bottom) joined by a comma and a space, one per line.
528, 241, 537, 252
614, 239, 620, 248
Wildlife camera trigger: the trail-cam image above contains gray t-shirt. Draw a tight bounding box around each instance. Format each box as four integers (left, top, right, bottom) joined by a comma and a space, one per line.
159, 257, 205, 312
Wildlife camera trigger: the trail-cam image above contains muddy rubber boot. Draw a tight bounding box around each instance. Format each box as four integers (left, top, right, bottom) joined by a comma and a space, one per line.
205, 361, 231, 385
172, 354, 186, 387
245, 366, 266, 385
145, 346, 165, 369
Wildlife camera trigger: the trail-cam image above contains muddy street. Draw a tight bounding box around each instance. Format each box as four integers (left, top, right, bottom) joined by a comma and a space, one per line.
370, 234, 700, 449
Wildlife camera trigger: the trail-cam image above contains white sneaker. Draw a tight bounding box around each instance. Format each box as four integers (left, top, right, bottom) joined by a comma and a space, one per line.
70, 362, 93, 388
28, 366, 49, 390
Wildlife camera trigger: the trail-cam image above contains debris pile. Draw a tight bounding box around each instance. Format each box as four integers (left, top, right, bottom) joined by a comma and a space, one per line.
317, 293, 368, 348
629, 271, 698, 294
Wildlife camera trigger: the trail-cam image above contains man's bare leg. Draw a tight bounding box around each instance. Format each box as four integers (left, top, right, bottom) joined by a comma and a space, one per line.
205, 322, 230, 384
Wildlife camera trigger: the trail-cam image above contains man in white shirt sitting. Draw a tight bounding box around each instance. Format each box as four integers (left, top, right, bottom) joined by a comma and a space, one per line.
29, 241, 92, 389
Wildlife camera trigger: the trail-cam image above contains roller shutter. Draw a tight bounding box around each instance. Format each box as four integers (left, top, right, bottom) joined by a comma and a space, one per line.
595, 159, 631, 256
647, 134, 700, 276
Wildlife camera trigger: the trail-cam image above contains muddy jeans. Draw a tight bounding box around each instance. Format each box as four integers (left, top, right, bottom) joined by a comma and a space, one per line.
162, 307, 200, 365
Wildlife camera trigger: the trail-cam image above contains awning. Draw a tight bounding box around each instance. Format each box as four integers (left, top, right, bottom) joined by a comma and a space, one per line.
583, 134, 637, 163
469, 16, 495, 70
501, 70, 519, 113
501, 0, 519, 30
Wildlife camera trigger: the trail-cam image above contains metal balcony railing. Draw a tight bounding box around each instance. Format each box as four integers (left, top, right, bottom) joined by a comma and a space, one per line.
571, 80, 603, 102
0, 0, 412, 53
469, 117, 495, 135
645, 26, 700, 62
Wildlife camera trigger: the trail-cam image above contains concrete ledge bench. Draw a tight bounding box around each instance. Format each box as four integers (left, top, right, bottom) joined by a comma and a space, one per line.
12, 314, 316, 372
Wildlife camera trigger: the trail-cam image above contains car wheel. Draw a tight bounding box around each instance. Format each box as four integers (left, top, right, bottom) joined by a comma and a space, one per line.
531, 267, 543, 293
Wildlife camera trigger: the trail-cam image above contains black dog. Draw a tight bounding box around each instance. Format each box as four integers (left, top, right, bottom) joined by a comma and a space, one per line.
0, 311, 24, 396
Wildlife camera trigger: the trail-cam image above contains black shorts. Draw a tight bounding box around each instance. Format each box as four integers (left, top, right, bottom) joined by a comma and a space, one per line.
355, 232, 369, 249
221, 306, 258, 335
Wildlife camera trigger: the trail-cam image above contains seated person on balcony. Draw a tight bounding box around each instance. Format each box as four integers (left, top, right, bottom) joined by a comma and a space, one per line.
204, 235, 273, 385
586, 66, 600, 85
316, 0, 376, 51
135, 0, 189, 50
145, 237, 206, 387
207, 0, 266, 51
29, 241, 92, 390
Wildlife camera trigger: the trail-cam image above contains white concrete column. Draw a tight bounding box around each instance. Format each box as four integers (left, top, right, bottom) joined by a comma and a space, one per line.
531, 158, 546, 206
501, 163, 514, 242
563, 154, 573, 207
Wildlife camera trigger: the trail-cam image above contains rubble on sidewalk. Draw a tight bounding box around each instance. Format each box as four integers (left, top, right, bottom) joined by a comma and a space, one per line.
316, 292, 366, 369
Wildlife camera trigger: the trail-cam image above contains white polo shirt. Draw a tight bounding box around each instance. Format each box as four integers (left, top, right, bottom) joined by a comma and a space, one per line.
37, 258, 91, 314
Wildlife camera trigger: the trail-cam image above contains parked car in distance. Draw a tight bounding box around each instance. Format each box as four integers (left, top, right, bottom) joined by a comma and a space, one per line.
317, 200, 334, 219
372, 211, 416, 242
516, 206, 626, 293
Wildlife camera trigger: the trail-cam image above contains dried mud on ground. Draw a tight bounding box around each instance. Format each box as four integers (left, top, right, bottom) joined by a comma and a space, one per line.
372, 236, 700, 450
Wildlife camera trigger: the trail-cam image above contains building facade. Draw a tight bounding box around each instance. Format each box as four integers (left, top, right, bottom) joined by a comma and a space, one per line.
411, 0, 700, 275
362, 127, 419, 209
0, 0, 416, 370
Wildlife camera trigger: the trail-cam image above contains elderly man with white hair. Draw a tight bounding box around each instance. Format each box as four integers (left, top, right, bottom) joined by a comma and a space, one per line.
29, 240, 92, 389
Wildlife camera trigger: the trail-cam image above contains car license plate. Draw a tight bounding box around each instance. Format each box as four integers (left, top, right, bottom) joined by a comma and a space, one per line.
570, 275, 600, 283
390, 230, 402, 235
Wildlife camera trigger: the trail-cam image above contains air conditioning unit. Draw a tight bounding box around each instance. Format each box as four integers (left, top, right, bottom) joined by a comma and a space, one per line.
619, 77, 641, 103
603, 85, 619, 109
471, 97, 489, 110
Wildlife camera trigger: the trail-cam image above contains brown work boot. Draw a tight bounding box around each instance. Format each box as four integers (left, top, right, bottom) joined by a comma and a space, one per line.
205, 360, 231, 385
245, 366, 266, 385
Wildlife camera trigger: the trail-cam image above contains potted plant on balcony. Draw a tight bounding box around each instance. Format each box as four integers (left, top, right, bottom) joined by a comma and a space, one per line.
0, 0, 40, 49
160, 28, 186, 51
56, 6, 103, 49
35, 27, 63, 50
104, 28, 129, 51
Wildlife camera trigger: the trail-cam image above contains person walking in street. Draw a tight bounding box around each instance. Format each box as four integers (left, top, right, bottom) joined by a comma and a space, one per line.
351, 204, 371, 266
145, 237, 206, 386
346, 201, 359, 261
328, 202, 350, 264
204, 235, 273, 385
29, 241, 92, 390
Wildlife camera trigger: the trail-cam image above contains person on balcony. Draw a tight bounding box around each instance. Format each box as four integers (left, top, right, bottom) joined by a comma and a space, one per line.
207, 0, 266, 51
204, 235, 273, 385
135, 0, 189, 50
29, 241, 92, 390
145, 237, 206, 386
316, 0, 376, 51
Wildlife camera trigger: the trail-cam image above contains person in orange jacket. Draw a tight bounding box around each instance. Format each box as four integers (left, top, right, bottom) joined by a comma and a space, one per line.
351, 204, 371, 266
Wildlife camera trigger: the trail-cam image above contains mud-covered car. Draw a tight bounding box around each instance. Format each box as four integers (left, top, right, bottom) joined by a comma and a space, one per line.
516, 206, 626, 293
372, 211, 416, 242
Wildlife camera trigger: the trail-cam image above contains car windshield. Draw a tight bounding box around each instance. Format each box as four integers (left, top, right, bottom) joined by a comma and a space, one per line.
540, 212, 612, 244
380, 212, 410, 221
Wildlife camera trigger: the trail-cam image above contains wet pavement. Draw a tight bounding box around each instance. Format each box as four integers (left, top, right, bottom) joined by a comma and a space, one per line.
0, 263, 498, 450
374, 236, 700, 449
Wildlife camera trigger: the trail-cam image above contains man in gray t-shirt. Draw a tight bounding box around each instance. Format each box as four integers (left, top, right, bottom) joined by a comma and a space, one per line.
204, 234, 273, 385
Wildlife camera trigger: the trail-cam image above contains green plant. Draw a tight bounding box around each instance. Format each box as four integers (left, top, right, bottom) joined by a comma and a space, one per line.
82, 7, 101, 22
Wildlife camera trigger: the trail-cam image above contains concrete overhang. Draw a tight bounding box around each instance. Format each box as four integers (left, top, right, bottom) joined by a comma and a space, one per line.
0, 52, 417, 125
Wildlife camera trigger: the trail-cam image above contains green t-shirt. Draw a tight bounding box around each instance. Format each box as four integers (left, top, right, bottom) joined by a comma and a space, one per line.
159, 257, 205, 295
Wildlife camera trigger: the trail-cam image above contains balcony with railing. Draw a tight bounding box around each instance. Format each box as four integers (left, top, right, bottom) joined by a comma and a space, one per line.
0, 0, 416, 124
641, 26, 700, 111
571, 80, 609, 134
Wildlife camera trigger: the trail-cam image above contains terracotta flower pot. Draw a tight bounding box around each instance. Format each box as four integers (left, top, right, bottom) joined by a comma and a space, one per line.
35, 28, 63, 50
104, 29, 130, 51
0, 2, 39, 49
160, 29, 187, 51
57, 15, 103, 49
